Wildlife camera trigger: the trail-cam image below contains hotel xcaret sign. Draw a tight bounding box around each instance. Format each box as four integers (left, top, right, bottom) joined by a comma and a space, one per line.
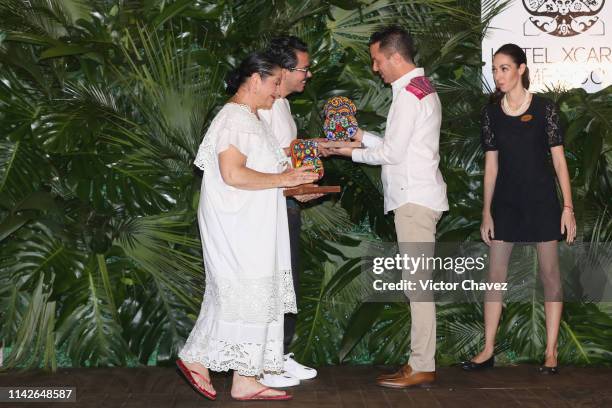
482, 0, 611, 92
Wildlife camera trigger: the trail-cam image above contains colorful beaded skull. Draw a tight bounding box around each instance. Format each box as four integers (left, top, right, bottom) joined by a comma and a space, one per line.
290, 139, 324, 178
324, 96, 357, 117
323, 96, 358, 141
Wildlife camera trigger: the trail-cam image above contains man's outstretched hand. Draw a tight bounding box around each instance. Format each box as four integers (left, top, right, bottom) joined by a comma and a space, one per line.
319, 146, 355, 157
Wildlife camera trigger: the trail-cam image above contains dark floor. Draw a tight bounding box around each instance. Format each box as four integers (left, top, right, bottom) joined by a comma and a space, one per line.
0, 364, 611, 407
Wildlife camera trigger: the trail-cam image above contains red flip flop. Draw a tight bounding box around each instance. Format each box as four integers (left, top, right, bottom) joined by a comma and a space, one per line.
233, 387, 293, 401
176, 359, 217, 400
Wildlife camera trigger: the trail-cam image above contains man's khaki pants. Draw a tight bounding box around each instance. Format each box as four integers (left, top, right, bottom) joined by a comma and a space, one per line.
394, 202, 442, 373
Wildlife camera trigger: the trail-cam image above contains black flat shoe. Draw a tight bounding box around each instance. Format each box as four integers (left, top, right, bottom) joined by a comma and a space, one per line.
460, 355, 495, 371
538, 365, 559, 375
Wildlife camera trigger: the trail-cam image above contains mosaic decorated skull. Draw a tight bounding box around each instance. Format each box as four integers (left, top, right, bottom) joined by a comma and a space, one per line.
324, 96, 357, 117
290, 139, 324, 178
323, 96, 358, 141
323, 113, 358, 141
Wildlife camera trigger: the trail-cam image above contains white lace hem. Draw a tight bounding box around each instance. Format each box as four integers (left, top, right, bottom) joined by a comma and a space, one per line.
178, 307, 287, 376
179, 337, 285, 376
179, 268, 296, 377
205, 268, 297, 323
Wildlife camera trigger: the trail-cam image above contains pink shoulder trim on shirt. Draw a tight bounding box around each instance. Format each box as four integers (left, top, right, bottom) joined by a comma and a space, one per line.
405, 76, 436, 100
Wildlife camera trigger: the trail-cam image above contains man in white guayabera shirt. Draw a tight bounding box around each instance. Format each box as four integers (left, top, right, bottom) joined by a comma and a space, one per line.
323, 25, 448, 388
257, 36, 318, 387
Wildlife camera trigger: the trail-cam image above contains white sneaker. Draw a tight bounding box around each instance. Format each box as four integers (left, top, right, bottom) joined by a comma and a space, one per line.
284, 353, 317, 380
259, 370, 300, 387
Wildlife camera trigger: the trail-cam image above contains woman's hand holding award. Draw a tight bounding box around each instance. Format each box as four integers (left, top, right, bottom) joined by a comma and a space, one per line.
282, 139, 341, 197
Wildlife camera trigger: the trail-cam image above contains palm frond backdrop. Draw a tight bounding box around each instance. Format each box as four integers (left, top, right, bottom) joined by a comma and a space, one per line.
1, 0, 610, 369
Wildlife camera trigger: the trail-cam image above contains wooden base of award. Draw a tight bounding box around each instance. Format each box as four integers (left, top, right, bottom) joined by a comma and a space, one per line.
283, 184, 341, 197
317, 140, 362, 148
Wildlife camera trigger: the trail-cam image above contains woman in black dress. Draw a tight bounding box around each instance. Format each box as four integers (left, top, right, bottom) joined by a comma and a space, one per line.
461, 44, 576, 374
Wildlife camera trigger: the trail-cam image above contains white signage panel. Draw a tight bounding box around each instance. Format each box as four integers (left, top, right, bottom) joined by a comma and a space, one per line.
482, 0, 611, 93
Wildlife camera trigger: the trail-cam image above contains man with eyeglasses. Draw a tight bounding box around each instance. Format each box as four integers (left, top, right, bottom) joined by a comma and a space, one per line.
257, 36, 317, 388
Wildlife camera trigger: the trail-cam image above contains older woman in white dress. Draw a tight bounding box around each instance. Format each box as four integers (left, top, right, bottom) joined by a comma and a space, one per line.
176, 52, 320, 401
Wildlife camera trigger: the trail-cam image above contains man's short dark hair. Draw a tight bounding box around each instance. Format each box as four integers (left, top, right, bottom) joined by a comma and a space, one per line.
266, 36, 308, 69
369, 25, 415, 63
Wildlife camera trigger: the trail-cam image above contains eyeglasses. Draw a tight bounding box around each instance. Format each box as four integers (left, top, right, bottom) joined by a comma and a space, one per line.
288, 66, 311, 74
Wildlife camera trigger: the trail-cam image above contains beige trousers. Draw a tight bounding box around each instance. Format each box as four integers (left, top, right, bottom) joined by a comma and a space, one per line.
394, 202, 442, 372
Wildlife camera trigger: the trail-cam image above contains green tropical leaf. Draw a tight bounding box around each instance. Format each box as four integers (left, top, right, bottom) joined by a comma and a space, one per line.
40, 44, 92, 59
339, 302, 387, 362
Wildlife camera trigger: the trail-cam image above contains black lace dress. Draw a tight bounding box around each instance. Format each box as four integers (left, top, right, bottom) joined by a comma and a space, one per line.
481, 95, 563, 242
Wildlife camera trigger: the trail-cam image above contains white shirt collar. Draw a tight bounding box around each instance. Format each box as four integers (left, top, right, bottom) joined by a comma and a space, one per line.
391, 67, 425, 95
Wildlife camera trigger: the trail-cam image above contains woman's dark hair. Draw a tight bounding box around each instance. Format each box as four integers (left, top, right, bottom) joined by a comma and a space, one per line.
225, 51, 280, 94
490, 43, 530, 104
369, 25, 416, 63
266, 36, 308, 70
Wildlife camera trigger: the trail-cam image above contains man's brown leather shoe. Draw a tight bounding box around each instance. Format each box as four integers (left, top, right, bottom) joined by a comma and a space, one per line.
376, 364, 435, 389
375, 364, 412, 382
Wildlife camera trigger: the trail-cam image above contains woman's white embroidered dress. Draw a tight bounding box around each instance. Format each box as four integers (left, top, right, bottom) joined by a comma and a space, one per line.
179, 103, 297, 376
